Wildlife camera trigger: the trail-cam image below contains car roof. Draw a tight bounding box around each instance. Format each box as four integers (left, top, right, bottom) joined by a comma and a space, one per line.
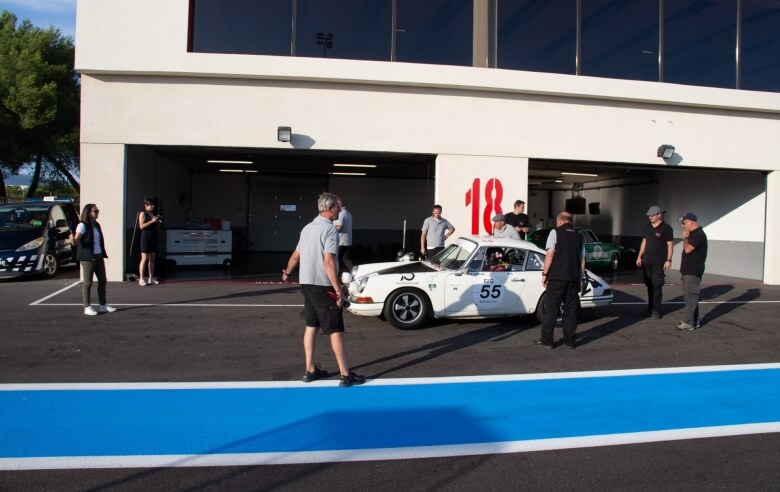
457, 235, 546, 254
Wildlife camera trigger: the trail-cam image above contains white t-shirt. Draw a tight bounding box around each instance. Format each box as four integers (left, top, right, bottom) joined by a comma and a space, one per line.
334, 207, 353, 246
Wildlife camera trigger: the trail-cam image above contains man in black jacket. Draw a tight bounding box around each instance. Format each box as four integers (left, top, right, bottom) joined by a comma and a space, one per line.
537, 212, 585, 349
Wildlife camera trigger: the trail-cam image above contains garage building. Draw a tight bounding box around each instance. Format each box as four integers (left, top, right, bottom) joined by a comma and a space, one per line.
75, 0, 780, 283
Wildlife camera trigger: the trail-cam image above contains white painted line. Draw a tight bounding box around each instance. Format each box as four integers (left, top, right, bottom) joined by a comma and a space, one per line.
2, 422, 778, 470
31, 303, 304, 308
2, 362, 779, 391
613, 300, 780, 305
29, 281, 82, 306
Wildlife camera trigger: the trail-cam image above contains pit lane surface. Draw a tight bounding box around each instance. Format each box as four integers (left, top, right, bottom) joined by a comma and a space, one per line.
1, 268, 779, 490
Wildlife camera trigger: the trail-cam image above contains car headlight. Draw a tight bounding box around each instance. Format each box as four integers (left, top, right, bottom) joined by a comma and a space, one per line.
352, 274, 375, 294
16, 237, 45, 252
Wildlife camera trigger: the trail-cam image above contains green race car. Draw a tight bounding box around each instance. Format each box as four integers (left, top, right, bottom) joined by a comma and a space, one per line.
527, 227, 632, 271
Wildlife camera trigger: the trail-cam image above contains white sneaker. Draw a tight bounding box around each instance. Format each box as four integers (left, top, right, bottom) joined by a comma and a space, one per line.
149, 278, 159, 285
138, 279, 147, 286
99, 305, 117, 313
84, 306, 98, 316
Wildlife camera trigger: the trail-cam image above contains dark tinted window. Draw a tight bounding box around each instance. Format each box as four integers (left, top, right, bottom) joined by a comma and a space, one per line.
741, 0, 780, 92
581, 0, 659, 81
664, 0, 737, 88
396, 0, 472, 66
191, 0, 293, 55
295, 0, 391, 60
497, 0, 576, 74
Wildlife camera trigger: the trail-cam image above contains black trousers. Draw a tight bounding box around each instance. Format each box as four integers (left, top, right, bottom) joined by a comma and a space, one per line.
339, 245, 354, 272
642, 263, 665, 313
541, 279, 579, 344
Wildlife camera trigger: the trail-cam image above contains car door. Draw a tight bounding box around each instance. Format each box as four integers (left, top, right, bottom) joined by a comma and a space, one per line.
48, 205, 74, 262
443, 247, 521, 316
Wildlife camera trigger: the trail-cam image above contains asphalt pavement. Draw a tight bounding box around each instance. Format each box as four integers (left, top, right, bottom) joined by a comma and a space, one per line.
1, 265, 779, 491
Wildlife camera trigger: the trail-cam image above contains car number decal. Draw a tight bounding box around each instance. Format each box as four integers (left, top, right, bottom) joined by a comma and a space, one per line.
472, 278, 503, 306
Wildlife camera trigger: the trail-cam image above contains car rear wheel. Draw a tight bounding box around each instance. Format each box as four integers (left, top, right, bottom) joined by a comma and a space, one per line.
42, 251, 59, 278
383, 288, 430, 330
610, 253, 619, 271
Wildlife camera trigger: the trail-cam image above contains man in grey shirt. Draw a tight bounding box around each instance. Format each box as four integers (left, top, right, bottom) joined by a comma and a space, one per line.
420, 204, 455, 259
491, 214, 520, 239
282, 192, 365, 387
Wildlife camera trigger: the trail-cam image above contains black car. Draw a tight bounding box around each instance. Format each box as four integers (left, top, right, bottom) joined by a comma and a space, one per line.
0, 200, 80, 278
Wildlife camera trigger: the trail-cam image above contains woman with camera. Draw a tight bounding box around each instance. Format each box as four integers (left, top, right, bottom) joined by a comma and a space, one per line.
138, 197, 161, 286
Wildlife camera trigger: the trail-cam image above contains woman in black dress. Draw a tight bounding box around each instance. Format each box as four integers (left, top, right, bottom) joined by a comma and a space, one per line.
138, 197, 161, 286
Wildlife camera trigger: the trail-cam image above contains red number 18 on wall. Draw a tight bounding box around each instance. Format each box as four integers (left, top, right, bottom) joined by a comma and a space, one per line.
465, 178, 504, 235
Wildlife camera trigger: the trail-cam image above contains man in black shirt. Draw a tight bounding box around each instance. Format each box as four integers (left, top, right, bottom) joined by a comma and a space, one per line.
677, 212, 708, 331
503, 200, 530, 240
538, 211, 585, 349
636, 205, 674, 319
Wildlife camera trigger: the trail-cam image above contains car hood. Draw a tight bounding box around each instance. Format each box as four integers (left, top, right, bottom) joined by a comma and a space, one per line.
0, 229, 44, 251
352, 261, 441, 278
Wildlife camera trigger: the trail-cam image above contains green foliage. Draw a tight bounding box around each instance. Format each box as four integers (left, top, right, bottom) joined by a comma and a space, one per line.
0, 10, 79, 196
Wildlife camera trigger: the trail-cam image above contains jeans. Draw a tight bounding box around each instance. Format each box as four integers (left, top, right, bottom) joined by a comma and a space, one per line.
81, 257, 107, 307
682, 274, 702, 325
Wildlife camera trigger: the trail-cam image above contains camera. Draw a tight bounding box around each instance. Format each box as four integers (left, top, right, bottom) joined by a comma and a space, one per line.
155, 215, 164, 224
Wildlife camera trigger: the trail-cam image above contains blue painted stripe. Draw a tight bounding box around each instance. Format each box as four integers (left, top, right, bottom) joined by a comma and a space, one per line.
1, 368, 779, 459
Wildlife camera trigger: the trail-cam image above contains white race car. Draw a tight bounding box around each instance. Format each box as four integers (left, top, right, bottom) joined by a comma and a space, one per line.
345, 236, 613, 329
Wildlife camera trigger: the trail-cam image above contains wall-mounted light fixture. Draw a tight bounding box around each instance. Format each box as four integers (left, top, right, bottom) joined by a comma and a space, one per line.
657, 144, 675, 159
561, 171, 599, 177
277, 126, 292, 142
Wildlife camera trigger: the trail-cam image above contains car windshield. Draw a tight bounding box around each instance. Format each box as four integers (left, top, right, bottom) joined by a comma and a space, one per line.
0, 204, 49, 230
430, 240, 477, 270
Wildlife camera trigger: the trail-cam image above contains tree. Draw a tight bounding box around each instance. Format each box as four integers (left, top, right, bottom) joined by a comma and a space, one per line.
0, 10, 80, 198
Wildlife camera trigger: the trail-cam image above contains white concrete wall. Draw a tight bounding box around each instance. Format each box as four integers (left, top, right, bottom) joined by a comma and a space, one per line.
75, 0, 780, 282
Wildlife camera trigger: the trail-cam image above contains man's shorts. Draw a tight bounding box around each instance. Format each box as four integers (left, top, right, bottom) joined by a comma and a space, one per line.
300, 284, 345, 335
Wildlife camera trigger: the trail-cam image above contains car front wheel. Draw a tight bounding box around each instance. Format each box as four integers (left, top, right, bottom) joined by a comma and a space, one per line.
610, 253, 619, 271
42, 251, 59, 277
383, 288, 430, 330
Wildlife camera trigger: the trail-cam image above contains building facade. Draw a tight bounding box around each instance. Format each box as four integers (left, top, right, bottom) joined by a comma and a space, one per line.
75, 0, 780, 282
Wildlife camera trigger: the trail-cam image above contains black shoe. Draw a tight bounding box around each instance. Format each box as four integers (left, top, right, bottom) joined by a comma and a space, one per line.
302, 366, 328, 383
339, 372, 366, 387
564, 341, 576, 349
534, 339, 554, 349
640, 310, 652, 317
651, 310, 662, 319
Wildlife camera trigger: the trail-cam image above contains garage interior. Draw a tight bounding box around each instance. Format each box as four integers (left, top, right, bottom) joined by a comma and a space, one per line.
124, 146, 766, 281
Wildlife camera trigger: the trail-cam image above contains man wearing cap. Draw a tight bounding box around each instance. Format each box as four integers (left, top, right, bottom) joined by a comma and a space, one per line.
678, 212, 707, 331
636, 205, 674, 319
492, 214, 520, 239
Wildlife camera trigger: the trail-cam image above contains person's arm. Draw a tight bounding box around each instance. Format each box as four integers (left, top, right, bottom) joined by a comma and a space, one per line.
445, 222, 455, 239
636, 238, 647, 267
664, 240, 674, 270
139, 211, 157, 230
282, 250, 300, 282
70, 223, 83, 246
420, 230, 427, 254
682, 230, 698, 254
323, 251, 342, 306
542, 249, 554, 288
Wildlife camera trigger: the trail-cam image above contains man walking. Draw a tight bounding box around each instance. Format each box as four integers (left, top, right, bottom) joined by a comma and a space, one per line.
334, 204, 354, 272
282, 192, 365, 387
537, 212, 585, 349
677, 212, 707, 331
420, 204, 455, 259
503, 200, 530, 239
636, 205, 674, 319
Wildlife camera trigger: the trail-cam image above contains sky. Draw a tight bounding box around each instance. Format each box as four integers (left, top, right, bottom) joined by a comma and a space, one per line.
0, 0, 76, 39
